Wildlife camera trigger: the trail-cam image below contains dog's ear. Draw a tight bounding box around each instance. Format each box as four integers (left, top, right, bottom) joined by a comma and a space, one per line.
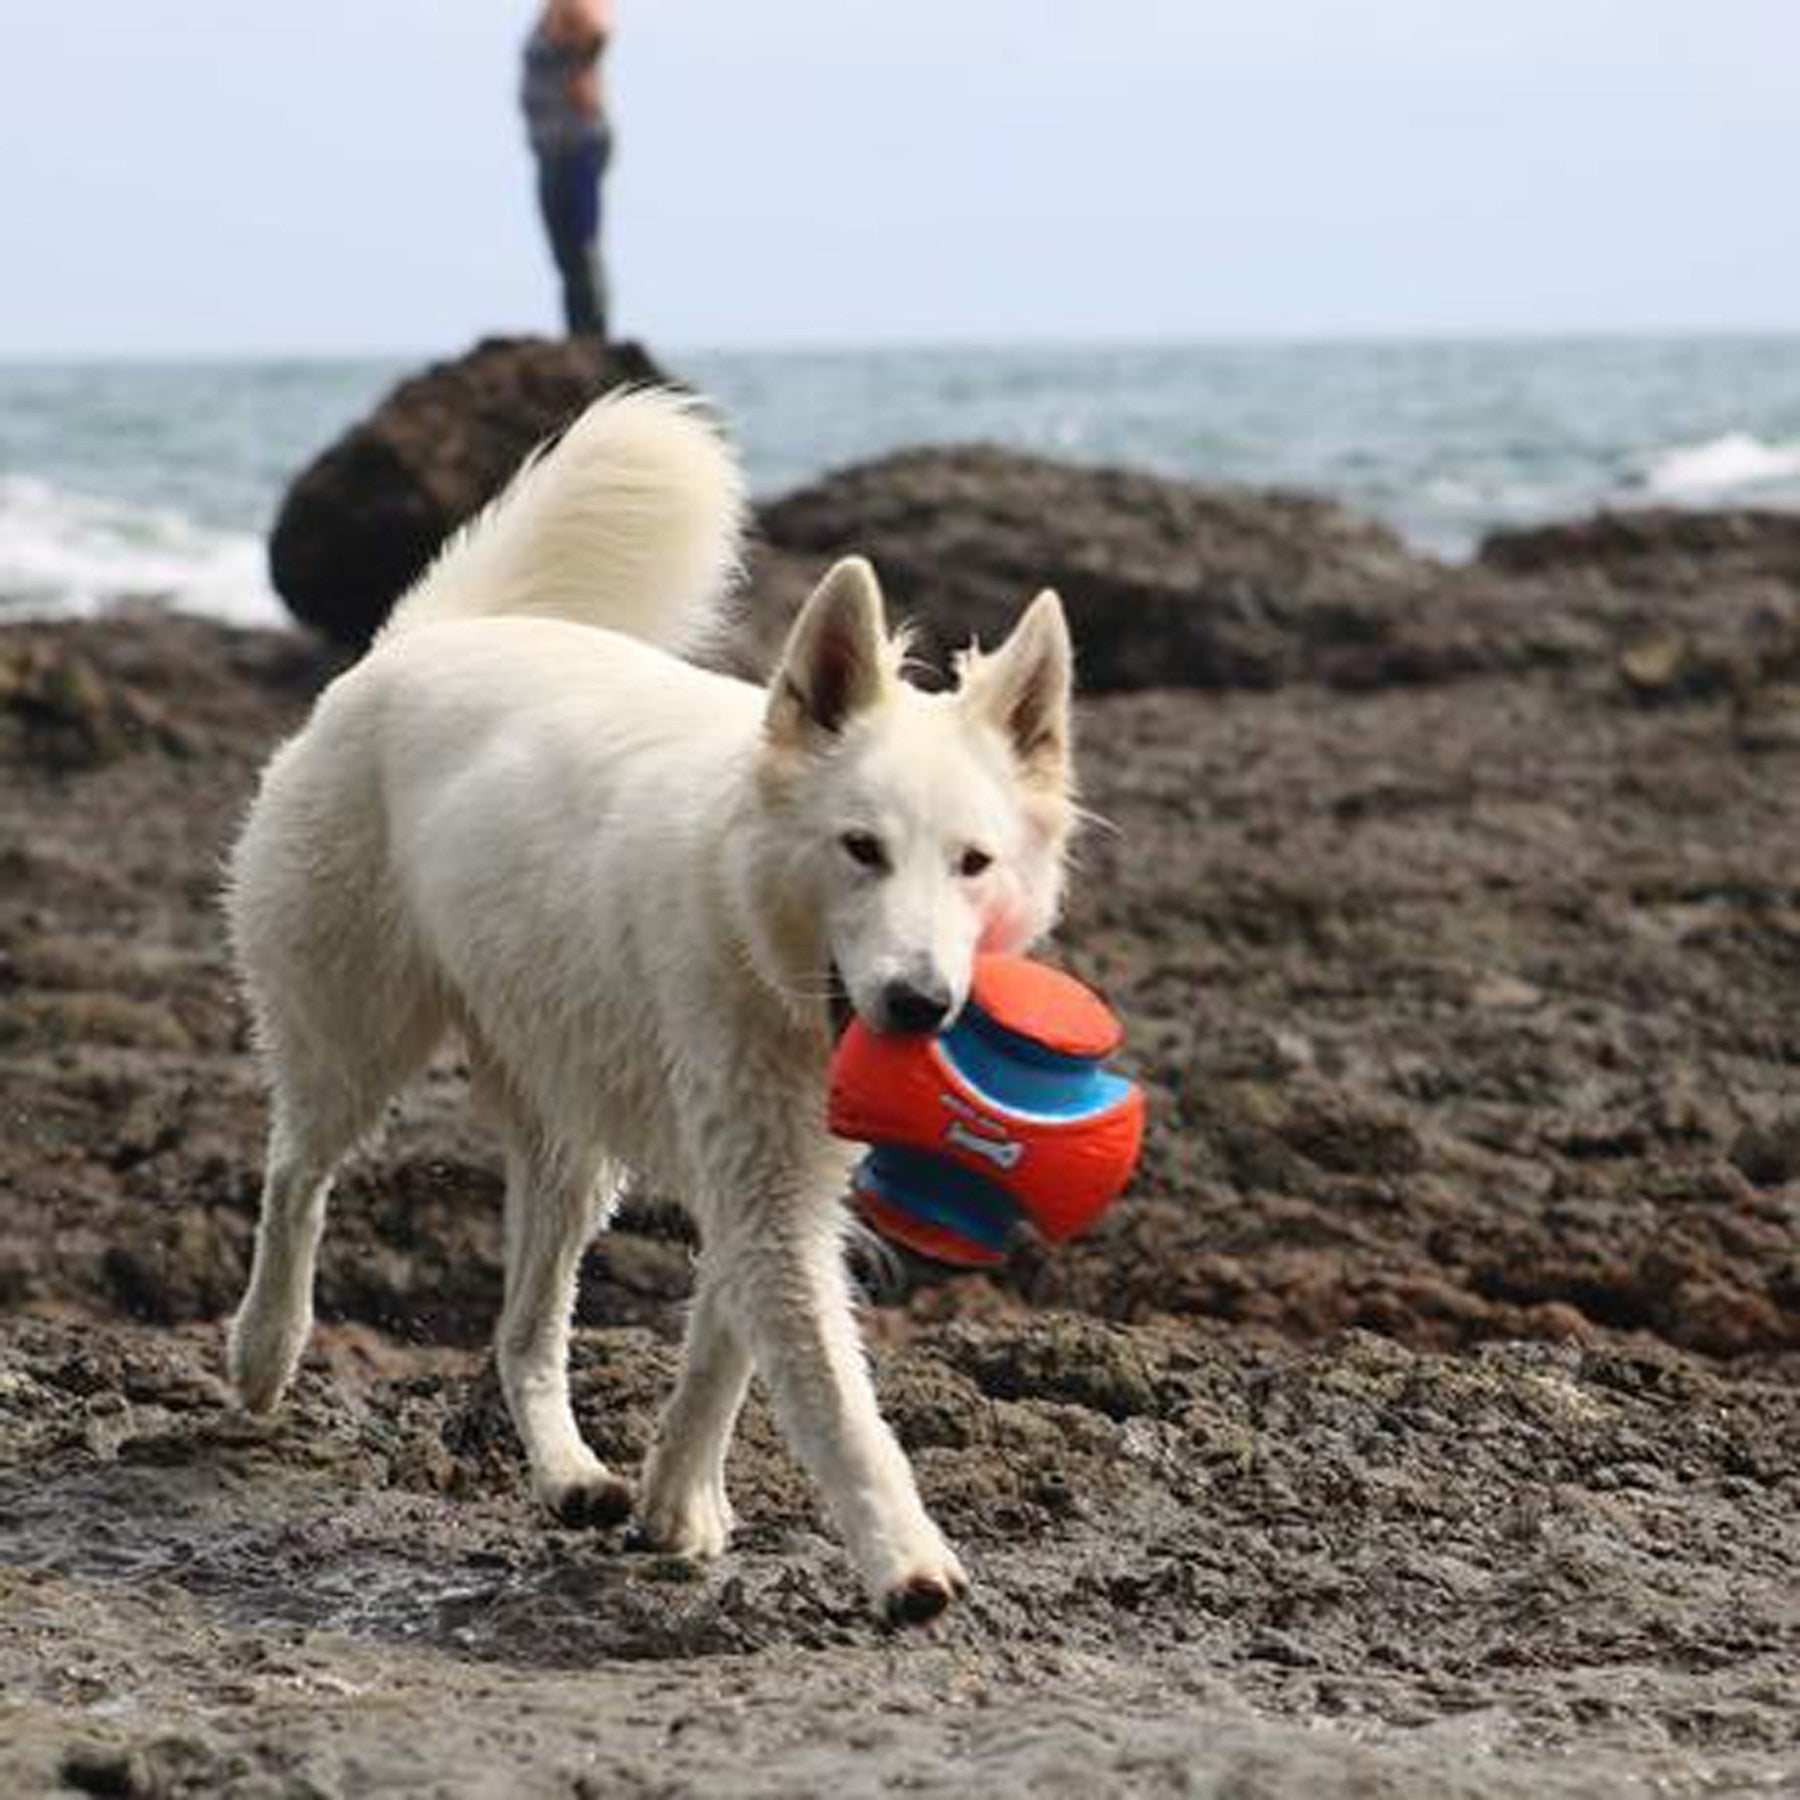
766, 557, 890, 748
960, 589, 1073, 788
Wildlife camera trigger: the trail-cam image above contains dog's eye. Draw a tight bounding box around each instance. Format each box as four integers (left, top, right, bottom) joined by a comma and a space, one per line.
959, 847, 994, 878
840, 831, 888, 872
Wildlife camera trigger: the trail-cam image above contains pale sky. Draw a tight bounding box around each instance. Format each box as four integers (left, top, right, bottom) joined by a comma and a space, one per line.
0, 1, 1795, 356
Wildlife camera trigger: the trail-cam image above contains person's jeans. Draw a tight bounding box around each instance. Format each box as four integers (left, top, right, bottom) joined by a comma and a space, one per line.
536, 125, 611, 339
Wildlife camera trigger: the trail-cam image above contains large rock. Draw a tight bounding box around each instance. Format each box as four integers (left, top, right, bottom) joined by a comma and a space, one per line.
269, 335, 666, 647
272, 358, 1800, 693
755, 446, 1473, 691
1480, 507, 1800, 589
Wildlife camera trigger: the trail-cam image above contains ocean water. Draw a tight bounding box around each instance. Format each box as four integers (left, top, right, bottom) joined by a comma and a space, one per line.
3, 337, 1799, 629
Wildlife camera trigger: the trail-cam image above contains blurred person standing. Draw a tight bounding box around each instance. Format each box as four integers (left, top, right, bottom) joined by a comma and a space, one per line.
522, 0, 613, 339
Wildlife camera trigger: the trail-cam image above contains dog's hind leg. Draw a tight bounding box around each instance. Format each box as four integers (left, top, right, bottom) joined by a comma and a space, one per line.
228, 1114, 346, 1414
635, 1257, 751, 1557
228, 999, 440, 1415
497, 1138, 634, 1526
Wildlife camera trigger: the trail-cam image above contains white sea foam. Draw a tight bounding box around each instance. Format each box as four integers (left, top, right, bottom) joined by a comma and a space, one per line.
0, 475, 282, 627
1640, 431, 1800, 505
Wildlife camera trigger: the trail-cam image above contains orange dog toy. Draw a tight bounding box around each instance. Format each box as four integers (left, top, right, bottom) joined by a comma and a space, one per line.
827, 954, 1144, 1266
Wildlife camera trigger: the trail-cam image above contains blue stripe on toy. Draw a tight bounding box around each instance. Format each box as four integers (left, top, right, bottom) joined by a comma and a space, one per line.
855, 1145, 1022, 1253
938, 1004, 1134, 1123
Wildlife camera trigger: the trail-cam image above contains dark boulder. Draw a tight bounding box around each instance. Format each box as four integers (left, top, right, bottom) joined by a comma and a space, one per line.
1480, 507, 1800, 589
269, 335, 667, 648
754, 445, 1471, 692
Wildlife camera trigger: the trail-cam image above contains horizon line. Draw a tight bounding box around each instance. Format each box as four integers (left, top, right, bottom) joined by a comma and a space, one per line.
3, 323, 1800, 366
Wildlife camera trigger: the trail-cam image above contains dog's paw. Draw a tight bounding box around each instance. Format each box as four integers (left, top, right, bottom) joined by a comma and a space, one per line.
631, 1479, 736, 1560
872, 1535, 968, 1627
541, 1471, 636, 1530
880, 1557, 969, 1628
225, 1301, 308, 1416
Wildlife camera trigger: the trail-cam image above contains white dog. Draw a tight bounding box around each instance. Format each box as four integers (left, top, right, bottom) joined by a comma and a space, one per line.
224, 390, 1075, 1623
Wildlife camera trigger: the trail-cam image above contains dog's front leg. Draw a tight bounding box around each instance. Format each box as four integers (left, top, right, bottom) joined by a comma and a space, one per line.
709, 1196, 967, 1624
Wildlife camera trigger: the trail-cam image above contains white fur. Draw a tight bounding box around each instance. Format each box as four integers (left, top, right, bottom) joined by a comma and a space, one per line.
224, 387, 1075, 1622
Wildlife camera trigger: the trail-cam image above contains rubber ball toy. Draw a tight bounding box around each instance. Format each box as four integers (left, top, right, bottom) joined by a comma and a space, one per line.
828, 953, 1144, 1266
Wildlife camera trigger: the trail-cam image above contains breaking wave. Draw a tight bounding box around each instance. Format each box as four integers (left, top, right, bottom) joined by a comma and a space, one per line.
0, 475, 280, 627
1639, 431, 1800, 505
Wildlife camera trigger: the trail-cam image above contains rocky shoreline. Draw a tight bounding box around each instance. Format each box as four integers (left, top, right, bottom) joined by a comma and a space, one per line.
3, 428, 1798, 1795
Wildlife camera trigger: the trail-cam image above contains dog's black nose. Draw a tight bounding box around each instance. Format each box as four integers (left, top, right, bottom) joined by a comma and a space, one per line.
881, 975, 953, 1035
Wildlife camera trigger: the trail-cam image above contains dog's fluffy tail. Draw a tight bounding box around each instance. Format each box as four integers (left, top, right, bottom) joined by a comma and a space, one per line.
380, 387, 746, 655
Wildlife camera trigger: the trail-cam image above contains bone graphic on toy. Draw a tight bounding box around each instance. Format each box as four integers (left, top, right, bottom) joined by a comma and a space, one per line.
944, 1120, 1024, 1170
939, 1090, 1009, 1136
